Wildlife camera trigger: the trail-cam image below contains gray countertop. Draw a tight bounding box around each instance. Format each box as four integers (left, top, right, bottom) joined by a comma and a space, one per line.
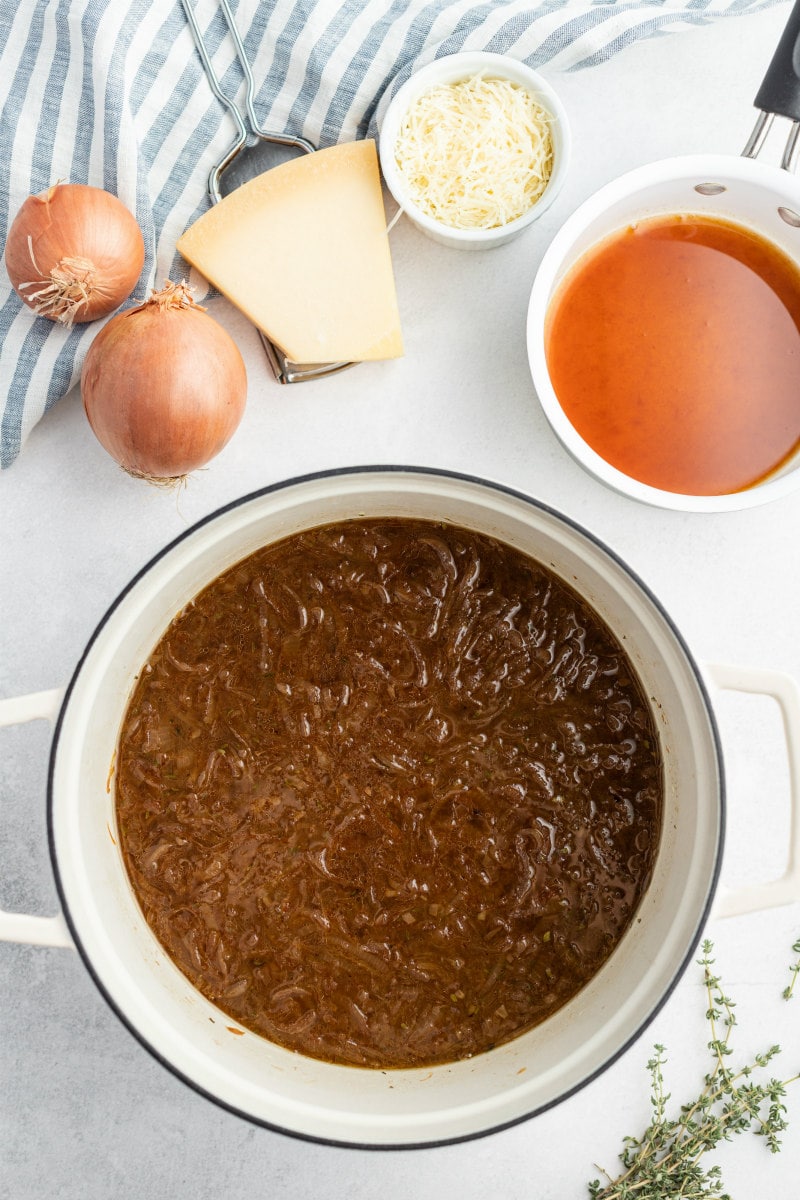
2, 4, 800, 1196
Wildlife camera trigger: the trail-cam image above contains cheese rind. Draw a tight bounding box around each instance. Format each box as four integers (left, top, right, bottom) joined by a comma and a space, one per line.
177, 140, 403, 364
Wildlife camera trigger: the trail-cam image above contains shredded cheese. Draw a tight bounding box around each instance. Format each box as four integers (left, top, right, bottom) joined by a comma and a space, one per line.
393, 71, 555, 231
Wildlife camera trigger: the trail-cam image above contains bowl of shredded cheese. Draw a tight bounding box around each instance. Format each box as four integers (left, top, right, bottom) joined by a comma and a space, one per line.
379, 52, 571, 249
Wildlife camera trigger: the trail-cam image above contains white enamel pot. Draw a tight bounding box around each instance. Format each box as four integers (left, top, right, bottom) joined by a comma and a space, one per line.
527, 0, 800, 511
2, 468, 800, 1148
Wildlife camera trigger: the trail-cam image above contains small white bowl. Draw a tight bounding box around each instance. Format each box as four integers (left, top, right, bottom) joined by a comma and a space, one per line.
379, 51, 571, 250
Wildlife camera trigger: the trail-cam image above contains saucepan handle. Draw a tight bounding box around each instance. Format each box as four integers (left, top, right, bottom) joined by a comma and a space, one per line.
706, 662, 800, 919
753, 0, 800, 122
0, 688, 73, 948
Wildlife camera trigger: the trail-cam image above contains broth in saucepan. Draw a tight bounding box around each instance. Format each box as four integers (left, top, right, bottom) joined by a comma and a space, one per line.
115, 520, 662, 1068
545, 213, 800, 496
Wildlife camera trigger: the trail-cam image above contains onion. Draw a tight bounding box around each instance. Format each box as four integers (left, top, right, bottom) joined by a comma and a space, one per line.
81, 281, 247, 482
5, 182, 145, 326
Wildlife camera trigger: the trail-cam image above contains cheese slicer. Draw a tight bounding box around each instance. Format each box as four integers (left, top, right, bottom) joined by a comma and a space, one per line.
180, 0, 353, 383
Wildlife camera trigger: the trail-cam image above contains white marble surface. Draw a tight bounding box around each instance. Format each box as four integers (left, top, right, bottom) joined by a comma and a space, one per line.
3, 5, 800, 1196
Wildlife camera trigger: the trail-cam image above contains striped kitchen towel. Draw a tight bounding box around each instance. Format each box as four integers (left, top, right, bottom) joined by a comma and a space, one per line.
0, 0, 786, 468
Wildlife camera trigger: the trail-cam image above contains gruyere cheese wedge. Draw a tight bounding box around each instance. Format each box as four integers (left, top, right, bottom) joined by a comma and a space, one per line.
177, 139, 403, 364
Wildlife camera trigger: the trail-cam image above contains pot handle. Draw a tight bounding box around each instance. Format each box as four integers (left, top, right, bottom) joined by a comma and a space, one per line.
0, 687, 73, 948
753, 0, 800, 125
744, 0, 800, 168
706, 662, 800, 920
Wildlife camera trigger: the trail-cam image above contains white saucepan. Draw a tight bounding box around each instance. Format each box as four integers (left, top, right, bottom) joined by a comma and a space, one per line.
2, 468, 799, 1147
527, 0, 800, 511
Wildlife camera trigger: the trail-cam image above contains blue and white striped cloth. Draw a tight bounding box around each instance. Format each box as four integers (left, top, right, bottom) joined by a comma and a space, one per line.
0, 0, 786, 468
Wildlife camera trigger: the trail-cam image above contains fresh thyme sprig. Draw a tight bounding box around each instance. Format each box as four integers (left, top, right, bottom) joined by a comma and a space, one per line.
782, 938, 800, 1001
588, 939, 799, 1200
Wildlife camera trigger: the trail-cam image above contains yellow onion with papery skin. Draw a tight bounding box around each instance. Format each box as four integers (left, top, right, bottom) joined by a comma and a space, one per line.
5, 182, 145, 326
81, 281, 247, 483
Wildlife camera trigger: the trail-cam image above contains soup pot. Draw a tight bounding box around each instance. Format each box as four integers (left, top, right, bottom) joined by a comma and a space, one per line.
1, 468, 799, 1147
527, 0, 800, 512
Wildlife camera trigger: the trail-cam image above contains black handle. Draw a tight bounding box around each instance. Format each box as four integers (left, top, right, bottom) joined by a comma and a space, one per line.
755, 0, 800, 120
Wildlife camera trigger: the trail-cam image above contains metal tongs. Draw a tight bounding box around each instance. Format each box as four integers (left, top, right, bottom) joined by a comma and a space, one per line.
181, 0, 353, 384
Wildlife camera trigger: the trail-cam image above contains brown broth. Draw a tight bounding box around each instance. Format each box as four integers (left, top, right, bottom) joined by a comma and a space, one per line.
545, 213, 800, 495
115, 520, 662, 1068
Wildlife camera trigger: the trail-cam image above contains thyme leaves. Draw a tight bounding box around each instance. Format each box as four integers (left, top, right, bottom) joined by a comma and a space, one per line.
588, 939, 799, 1200
782, 938, 800, 1002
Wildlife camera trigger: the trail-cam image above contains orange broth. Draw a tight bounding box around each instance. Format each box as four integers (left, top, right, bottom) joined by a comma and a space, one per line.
544, 214, 800, 495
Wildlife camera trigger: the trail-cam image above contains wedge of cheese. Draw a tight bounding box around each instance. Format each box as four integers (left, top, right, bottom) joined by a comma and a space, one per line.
177, 139, 403, 365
